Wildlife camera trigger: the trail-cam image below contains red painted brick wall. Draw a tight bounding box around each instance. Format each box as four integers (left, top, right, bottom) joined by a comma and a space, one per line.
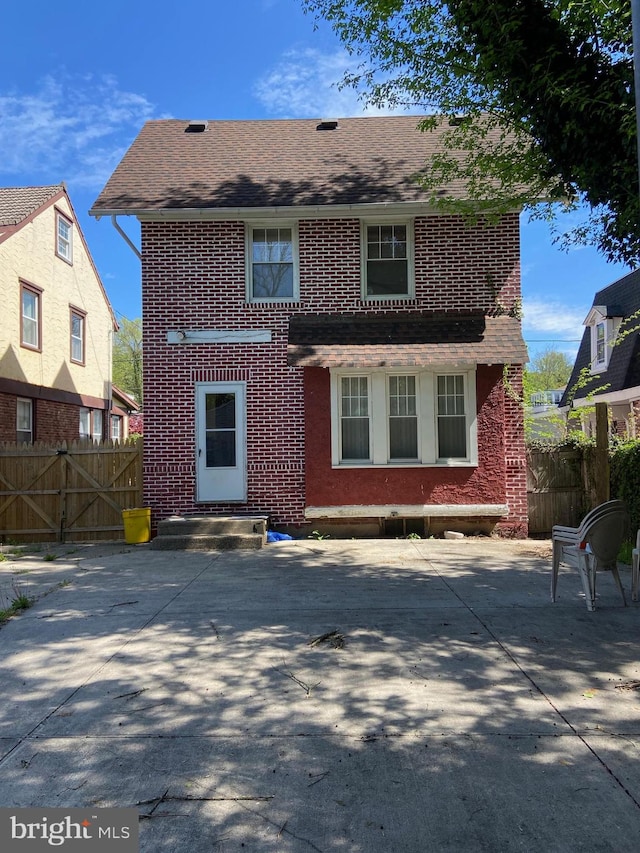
303, 365, 509, 506
140, 213, 526, 532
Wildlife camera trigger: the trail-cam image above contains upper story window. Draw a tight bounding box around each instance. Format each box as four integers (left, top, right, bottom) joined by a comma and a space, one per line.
20, 281, 42, 351
70, 307, 86, 365
585, 306, 620, 374
331, 368, 477, 467
56, 210, 73, 263
247, 224, 298, 302
363, 221, 414, 299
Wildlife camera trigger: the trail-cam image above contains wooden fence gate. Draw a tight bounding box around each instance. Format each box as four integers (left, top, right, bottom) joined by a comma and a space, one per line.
0, 439, 143, 543
526, 447, 586, 535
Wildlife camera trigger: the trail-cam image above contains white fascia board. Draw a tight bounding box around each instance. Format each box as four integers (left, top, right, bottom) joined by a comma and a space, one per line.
92, 201, 523, 222
305, 504, 508, 519
167, 329, 272, 344
571, 385, 640, 407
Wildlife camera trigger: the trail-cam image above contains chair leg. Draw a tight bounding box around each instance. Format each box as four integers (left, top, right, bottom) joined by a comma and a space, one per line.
576, 552, 596, 611
610, 566, 627, 606
551, 542, 561, 602
633, 554, 639, 603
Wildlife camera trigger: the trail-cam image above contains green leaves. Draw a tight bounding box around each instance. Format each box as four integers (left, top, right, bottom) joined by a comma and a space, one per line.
304, 0, 640, 264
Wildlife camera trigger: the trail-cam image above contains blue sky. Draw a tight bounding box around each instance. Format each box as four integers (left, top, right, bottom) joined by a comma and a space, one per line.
1, 0, 631, 363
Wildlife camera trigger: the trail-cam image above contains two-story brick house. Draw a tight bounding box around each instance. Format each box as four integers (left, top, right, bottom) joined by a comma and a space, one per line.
0, 184, 118, 444
91, 116, 528, 537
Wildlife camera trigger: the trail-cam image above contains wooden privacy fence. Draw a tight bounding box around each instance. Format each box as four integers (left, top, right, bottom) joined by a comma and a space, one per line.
527, 447, 586, 535
0, 439, 143, 543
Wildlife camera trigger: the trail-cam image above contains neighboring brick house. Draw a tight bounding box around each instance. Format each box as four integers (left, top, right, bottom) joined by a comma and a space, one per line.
91, 116, 528, 537
0, 184, 117, 443
111, 385, 141, 441
561, 268, 640, 438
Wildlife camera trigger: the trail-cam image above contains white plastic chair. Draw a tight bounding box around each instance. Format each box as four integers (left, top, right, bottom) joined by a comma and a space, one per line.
631, 530, 640, 602
551, 500, 625, 602
553, 507, 629, 611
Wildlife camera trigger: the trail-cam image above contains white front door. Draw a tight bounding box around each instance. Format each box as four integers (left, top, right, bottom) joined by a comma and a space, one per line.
196, 382, 247, 502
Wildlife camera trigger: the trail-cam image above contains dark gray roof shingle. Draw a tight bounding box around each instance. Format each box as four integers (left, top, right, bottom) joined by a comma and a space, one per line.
561, 268, 640, 405
288, 313, 527, 367
90, 116, 506, 214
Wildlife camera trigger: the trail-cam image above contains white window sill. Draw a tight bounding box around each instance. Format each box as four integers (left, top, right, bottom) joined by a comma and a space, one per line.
333, 461, 477, 469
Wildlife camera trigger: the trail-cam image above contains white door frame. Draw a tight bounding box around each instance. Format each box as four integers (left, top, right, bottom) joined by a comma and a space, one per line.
195, 382, 247, 502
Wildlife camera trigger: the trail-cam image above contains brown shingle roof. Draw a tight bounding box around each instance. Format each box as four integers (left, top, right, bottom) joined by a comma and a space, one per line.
0, 184, 64, 226
91, 116, 495, 214
288, 313, 527, 367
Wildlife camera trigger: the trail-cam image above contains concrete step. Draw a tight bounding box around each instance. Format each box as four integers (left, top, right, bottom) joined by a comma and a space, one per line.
149, 532, 264, 551
156, 515, 267, 538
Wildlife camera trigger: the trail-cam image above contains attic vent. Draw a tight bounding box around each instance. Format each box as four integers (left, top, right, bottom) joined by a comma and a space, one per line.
448, 115, 467, 127
316, 120, 339, 131
185, 120, 208, 133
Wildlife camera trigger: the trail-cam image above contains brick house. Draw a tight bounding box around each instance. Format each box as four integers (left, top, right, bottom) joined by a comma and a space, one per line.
91, 116, 528, 537
561, 268, 640, 438
0, 184, 117, 443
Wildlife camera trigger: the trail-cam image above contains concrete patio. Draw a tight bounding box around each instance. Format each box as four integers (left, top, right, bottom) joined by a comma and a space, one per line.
0, 537, 638, 851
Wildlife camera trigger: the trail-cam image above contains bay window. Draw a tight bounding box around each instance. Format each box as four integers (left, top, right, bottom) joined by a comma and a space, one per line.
332, 368, 477, 466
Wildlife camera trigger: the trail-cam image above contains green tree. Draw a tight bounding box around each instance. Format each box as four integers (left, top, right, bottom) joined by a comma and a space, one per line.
525, 348, 573, 396
113, 317, 143, 405
304, 0, 639, 264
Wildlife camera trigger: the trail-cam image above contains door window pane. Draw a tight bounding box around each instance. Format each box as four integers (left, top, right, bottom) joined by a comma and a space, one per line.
340, 376, 370, 460
205, 393, 236, 467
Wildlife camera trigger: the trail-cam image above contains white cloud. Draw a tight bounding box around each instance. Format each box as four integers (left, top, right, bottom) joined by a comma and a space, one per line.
522, 297, 586, 341
0, 73, 157, 189
254, 47, 410, 118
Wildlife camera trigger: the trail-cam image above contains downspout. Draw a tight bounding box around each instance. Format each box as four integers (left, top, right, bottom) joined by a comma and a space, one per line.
111, 215, 141, 260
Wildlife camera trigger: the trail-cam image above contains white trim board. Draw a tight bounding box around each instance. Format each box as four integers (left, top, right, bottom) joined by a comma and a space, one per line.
305, 504, 508, 519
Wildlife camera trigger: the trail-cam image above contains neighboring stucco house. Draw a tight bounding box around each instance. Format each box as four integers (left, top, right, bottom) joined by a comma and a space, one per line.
91, 116, 528, 537
0, 184, 117, 443
561, 268, 640, 437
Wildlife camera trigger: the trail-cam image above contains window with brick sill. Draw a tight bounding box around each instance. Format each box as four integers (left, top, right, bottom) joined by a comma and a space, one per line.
246, 224, 299, 302
330, 369, 477, 466
362, 220, 414, 300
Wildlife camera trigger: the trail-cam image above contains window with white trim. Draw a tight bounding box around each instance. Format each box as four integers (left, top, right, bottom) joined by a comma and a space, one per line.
21, 282, 41, 350
70, 308, 85, 364
331, 369, 477, 466
247, 224, 298, 301
111, 415, 122, 441
56, 211, 73, 263
363, 221, 414, 299
17, 399, 33, 444
79, 408, 103, 442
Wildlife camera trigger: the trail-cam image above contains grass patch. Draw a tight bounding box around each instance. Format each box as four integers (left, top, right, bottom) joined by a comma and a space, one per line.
0, 583, 34, 624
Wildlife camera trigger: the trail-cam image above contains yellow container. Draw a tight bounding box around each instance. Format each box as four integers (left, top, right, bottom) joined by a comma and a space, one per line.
122, 507, 151, 544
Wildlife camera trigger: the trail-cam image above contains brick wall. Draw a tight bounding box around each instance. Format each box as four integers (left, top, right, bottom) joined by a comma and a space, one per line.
141, 213, 526, 531
0, 392, 82, 442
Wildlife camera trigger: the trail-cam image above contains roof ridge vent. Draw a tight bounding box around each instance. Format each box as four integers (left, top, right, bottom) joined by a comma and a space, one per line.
185, 120, 208, 134
316, 119, 339, 131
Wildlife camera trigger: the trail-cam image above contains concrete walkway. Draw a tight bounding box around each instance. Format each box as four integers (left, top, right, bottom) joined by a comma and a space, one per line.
0, 538, 639, 852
